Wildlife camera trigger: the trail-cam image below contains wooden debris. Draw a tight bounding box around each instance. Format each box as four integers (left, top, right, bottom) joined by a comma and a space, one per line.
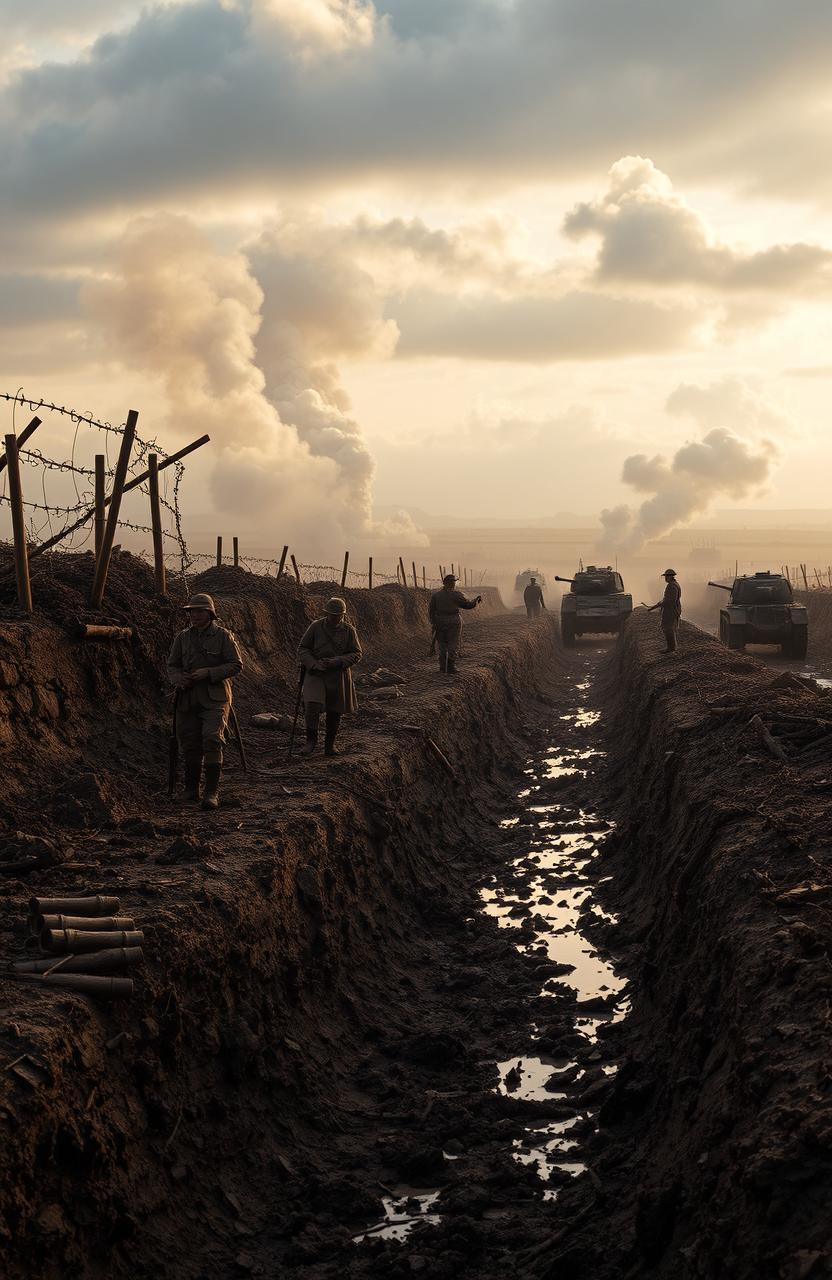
748, 714, 788, 762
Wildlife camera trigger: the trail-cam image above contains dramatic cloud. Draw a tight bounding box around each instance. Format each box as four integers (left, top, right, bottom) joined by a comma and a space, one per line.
666, 377, 791, 437
82, 214, 421, 547
600, 421, 780, 553
565, 157, 832, 291
3, 0, 832, 230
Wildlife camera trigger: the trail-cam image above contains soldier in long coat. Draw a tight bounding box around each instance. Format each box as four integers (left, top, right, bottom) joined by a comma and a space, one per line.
523, 577, 546, 620
428, 573, 482, 674
167, 593, 243, 808
648, 569, 682, 653
298, 597, 362, 756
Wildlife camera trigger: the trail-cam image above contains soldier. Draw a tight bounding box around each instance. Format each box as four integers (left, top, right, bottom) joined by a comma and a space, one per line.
298, 597, 362, 756
523, 576, 545, 620
648, 569, 682, 653
429, 573, 482, 674
167, 593, 243, 809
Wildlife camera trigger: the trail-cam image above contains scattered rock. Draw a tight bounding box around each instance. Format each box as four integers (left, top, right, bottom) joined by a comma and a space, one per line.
250, 712, 292, 731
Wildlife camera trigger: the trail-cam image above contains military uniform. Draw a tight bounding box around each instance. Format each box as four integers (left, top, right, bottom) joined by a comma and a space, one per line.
429, 578, 481, 673
651, 571, 682, 652
523, 580, 545, 620
167, 594, 242, 806
298, 599, 362, 756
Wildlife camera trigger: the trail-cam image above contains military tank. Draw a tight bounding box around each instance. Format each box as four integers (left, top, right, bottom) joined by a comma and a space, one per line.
554, 566, 633, 646
708, 571, 808, 657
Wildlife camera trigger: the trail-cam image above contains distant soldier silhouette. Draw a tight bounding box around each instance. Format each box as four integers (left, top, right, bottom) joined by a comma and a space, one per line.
648, 569, 682, 653
429, 574, 482, 674
523, 576, 545, 620
167, 593, 243, 809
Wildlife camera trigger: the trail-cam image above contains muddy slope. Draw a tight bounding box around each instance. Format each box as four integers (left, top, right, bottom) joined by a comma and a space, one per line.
582, 615, 832, 1280
0, 554, 560, 1278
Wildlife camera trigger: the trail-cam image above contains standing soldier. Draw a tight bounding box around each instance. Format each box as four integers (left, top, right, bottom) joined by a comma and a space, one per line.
648, 569, 682, 653
298, 597, 362, 756
429, 573, 482, 674
523, 576, 545, 620
167, 593, 243, 809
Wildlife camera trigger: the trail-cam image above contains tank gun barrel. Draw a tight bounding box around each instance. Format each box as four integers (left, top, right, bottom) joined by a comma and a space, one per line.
554, 575, 575, 584
707, 580, 732, 591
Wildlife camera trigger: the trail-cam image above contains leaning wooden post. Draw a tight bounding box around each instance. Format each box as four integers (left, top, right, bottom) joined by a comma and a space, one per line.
89, 410, 138, 610
4, 434, 33, 613
412, 560, 418, 589
233, 536, 239, 568
291, 555, 302, 585
94, 455, 106, 558
341, 551, 349, 590
368, 556, 373, 590
451, 562, 455, 577
422, 566, 426, 589
147, 454, 166, 596
277, 545, 288, 579
399, 556, 408, 588
801, 563, 809, 592
0, 416, 40, 475
216, 536, 223, 567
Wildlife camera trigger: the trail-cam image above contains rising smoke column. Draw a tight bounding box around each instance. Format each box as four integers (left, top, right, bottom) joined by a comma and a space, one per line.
84, 213, 422, 548
599, 427, 778, 553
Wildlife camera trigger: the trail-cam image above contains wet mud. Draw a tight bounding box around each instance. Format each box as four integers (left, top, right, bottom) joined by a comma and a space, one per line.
1, 559, 831, 1279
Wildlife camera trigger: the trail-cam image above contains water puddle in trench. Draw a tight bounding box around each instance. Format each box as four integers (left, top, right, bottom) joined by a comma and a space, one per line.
355, 652, 627, 1245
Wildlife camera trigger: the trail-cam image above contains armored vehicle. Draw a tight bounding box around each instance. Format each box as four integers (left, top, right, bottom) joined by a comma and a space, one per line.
514, 568, 547, 597
554, 565, 633, 646
708, 571, 808, 657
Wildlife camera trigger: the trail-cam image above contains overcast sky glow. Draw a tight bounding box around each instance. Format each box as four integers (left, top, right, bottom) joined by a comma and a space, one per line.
2, 0, 831, 547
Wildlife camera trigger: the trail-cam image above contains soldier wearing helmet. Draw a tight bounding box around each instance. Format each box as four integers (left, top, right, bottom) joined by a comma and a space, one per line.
647, 569, 682, 653
167, 593, 243, 808
297, 597, 362, 756
428, 573, 482, 674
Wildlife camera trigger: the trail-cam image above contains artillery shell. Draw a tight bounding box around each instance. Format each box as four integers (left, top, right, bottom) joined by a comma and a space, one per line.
11, 974, 133, 999
29, 895, 120, 917
37, 914, 135, 932
10, 947, 142, 975
41, 928, 144, 955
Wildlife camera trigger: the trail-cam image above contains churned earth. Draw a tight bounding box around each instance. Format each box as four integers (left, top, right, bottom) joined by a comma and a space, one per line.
1, 553, 831, 1280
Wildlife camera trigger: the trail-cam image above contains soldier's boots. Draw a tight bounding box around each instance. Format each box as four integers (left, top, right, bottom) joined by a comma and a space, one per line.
183, 754, 203, 803
324, 712, 342, 757
201, 763, 221, 810
446, 658, 457, 675
438, 656, 447, 673
299, 709, 320, 756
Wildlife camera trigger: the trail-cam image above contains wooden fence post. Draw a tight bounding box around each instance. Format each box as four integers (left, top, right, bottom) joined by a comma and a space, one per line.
291, 555, 302, 585
422, 566, 426, 589
90, 410, 138, 610
216, 536, 223, 567
147, 453, 166, 596
277, 545, 288, 579
4, 434, 33, 613
801, 563, 809, 592
368, 556, 373, 590
412, 560, 418, 589
451, 562, 455, 577
399, 556, 408, 588
233, 536, 239, 568
341, 551, 349, 590
94, 455, 106, 559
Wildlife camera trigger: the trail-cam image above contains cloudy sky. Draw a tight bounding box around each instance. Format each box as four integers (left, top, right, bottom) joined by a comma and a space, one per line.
2, 0, 831, 550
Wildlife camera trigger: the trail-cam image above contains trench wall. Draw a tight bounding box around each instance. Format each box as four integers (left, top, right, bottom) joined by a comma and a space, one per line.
595, 614, 832, 1278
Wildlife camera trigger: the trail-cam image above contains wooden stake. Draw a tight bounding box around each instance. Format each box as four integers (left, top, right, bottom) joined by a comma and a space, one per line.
422, 566, 426, 589
341, 551, 350, 590
277, 545, 288, 579
216, 536, 223, 567
233, 536, 239, 568
0, 416, 40, 475
801, 563, 809, 592
368, 556, 373, 590
451, 562, 455, 577
94, 455, 106, 558
412, 560, 418, 589
4, 434, 33, 613
291, 555, 302, 585
90, 410, 138, 610
147, 454, 166, 596
399, 556, 408, 588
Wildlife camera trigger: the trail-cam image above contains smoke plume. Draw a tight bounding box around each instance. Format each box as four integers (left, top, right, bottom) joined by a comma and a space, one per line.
84, 213, 423, 550
599, 426, 778, 553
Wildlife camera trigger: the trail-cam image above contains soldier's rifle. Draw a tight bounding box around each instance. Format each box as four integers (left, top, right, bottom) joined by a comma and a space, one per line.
228, 705, 248, 772
286, 668, 305, 762
167, 691, 180, 798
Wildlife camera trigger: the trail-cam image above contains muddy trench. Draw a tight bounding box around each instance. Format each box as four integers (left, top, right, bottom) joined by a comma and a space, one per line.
2, 573, 831, 1280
